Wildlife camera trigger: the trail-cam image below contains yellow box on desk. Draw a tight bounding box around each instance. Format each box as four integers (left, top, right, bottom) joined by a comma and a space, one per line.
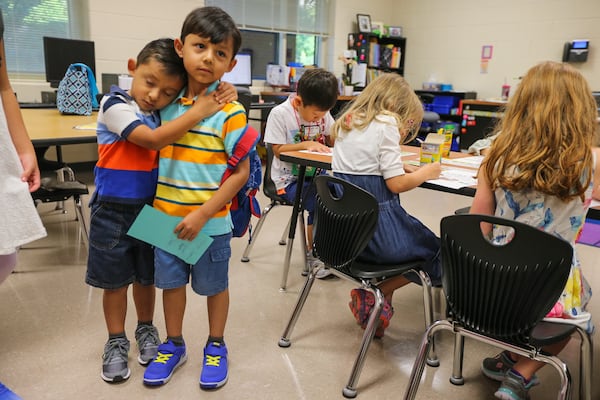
438, 127, 453, 157
420, 133, 445, 164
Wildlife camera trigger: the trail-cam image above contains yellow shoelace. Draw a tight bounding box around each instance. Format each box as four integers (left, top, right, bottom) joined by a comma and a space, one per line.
154, 352, 173, 365
205, 354, 221, 367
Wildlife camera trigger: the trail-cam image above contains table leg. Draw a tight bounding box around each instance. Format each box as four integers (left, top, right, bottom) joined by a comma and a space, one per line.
280, 165, 307, 291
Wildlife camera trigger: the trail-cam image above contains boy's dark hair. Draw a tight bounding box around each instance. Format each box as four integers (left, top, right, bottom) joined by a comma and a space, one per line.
180, 7, 242, 58
297, 68, 339, 110
137, 38, 186, 82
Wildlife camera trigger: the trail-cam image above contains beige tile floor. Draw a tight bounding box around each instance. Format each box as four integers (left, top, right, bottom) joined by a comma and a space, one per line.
1, 170, 598, 400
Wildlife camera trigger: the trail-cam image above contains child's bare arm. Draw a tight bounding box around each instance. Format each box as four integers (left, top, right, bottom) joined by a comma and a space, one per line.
592, 147, 600, 200
0, 39, 40, 192
385, 162, 441, 193
470, 170, 496, 216
127, 82, 238, 150
271, 141, 331, 157
174, 158, 250, 241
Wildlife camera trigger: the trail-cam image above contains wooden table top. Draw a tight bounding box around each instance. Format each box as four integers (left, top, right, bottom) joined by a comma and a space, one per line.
21, 108, 98, 146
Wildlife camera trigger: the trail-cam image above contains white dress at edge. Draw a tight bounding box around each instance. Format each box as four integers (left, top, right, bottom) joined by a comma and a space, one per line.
0, 101, 46, 254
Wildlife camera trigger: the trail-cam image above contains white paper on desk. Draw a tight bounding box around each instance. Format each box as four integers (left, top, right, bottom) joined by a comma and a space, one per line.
73, 122, 98, 130
299, 149, 333, 155
427, 167, 478, 189
441, 155, 484, 169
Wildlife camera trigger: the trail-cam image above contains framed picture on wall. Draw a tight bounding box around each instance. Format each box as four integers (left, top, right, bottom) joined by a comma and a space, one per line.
371, 21, 384, 36
357, 14, 371, 33
388, 26, 403, 37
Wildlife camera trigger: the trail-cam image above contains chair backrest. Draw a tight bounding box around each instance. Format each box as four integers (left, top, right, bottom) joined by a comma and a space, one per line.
312, 175, 378, 274
236, 86, 252, 115
440, 214, 573, 345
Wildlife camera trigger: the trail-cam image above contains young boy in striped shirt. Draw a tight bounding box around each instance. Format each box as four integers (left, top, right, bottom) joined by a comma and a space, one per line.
142, 7, 258, 390
86, 38, 236, 383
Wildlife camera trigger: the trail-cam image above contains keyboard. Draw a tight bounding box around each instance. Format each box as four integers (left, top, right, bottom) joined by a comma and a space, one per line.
19, 102, 57, 109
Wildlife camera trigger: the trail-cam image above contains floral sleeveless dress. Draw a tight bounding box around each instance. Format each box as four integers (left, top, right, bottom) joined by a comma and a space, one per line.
492, 169, 594, 333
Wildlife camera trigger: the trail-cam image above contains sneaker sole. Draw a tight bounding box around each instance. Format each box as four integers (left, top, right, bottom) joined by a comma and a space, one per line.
495, 388, 531, 400
138, 354, 154, 366
200, 373, 228, 390
481, 367, 506, 382
315, 269, 335, 279
482, 367, 540, 387
101, 368, 131, 383
143, 353, 187, 386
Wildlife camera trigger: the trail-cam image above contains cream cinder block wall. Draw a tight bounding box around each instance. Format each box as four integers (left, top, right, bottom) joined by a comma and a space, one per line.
13, 0, 600, 161
330, 0, 399, 77
396, 0, 600, 99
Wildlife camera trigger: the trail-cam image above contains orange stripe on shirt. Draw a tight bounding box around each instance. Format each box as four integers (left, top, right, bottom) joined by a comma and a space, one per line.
97, 142, 157, 171
168, 146, 228, 165
153, 198, 230, 218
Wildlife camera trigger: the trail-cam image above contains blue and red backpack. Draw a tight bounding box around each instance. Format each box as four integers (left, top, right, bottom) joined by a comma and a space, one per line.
221, 125, 262, 239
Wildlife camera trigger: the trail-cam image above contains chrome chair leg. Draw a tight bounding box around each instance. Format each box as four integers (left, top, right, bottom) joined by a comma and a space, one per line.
403, 320, 450, 400
343, 287, 385, 398
298, 213, 308, 276
74, 195, 88, 247
416, 270, 438, 367
450, 333, 465, 385
280, 211, 306, 291
278, 269, 318, 347
241, 201, 277, 262
279, 218, 290, 245
535, 353, 571, 400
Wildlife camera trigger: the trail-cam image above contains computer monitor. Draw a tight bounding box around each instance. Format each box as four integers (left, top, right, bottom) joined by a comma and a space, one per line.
43, 36, 96, 88
222, 52, 252, 86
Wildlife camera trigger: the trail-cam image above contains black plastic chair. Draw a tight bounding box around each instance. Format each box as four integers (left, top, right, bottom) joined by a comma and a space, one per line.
31, 166, 89, 246
240, 143, 305, 263
235, 85, 252, 116
404, 214, 593, 400
279, 175, 437, 398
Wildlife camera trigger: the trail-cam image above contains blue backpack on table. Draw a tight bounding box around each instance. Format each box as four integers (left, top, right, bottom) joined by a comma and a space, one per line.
56, 63, 99, 116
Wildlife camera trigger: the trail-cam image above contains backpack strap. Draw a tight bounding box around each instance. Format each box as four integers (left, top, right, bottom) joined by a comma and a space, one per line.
71, 62, 99, 108
221, 125, 260, 181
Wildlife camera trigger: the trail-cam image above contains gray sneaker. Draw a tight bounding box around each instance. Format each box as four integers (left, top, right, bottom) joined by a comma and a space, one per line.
495, 369, 536, 400
482, 351, 539, 386
306, 252, 333, 279
101, 337, 131, 383
135, 324, 160, 365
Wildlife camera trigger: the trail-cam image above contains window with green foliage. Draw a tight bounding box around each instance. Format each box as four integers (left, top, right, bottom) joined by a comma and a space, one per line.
0, 0, 87, 78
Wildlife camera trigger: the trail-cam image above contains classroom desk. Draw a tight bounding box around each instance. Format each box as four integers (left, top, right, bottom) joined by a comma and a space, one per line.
21, 108, 98, 166
277, 146, 478, 291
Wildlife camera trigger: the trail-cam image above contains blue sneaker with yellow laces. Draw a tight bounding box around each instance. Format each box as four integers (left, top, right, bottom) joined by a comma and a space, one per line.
199, 341, 228, 390
143, 340, 187, 386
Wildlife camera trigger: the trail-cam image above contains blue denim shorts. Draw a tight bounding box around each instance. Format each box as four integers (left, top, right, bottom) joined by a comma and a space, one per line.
280, 179, 318, 225
86, 201, 154, 289
154, 233, 232, 296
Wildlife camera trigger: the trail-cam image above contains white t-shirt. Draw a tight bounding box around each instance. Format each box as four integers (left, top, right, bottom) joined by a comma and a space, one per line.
332, 114, 406, 179
264, 95, 334, 190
